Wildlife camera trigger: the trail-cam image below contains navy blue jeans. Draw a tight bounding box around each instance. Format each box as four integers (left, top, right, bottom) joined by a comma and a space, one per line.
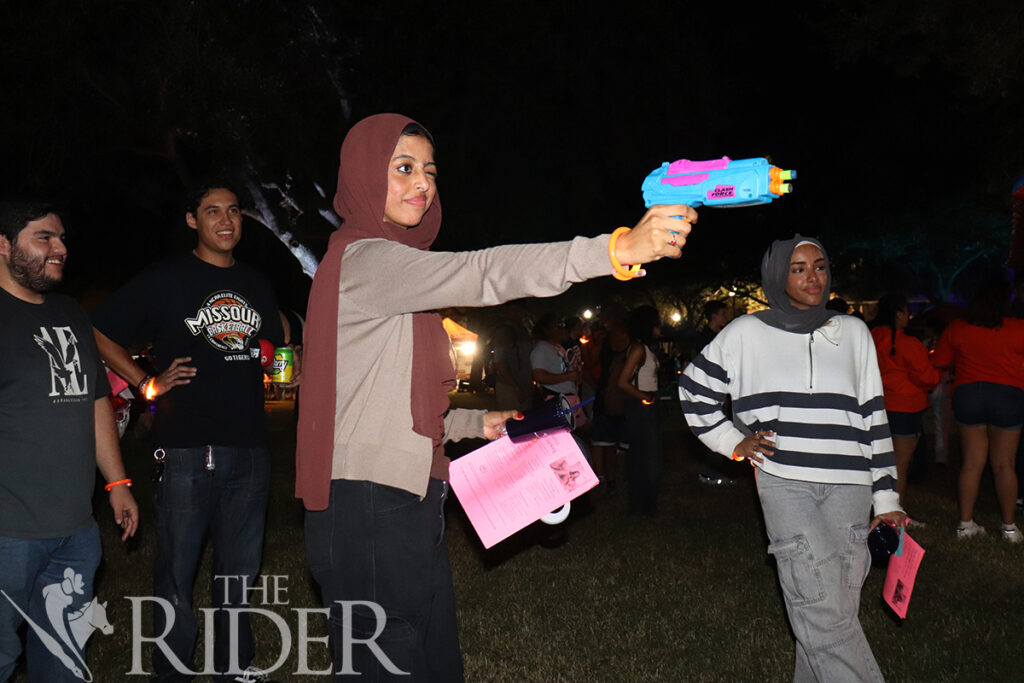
305, 478, 463, 682
152, 446, 270, 682
0, 523, 101, 683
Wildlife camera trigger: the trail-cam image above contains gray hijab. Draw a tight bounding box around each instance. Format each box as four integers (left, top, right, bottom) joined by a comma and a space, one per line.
753, 234, 838, 334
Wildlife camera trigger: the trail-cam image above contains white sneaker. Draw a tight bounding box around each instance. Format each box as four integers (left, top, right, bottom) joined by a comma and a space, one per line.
1001, 524, 1023, 544
956, 520, 986, 538
234, 667, 272, 683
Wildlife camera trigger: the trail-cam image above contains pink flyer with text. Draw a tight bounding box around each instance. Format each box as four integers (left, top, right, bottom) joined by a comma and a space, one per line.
883, 530, 925, 619
449, 431, 598, 548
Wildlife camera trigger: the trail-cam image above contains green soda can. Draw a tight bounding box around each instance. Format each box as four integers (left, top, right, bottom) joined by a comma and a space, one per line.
270, 347, 294, 384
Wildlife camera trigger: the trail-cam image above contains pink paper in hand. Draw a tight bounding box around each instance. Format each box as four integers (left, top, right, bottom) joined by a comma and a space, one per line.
448, 430, 598, 549
882, 530, 925, 619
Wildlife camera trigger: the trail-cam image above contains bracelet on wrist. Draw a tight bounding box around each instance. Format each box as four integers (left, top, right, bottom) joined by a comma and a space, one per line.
137, 375, 157, 400
105, 478, 132, 492
608, 227, 642, 281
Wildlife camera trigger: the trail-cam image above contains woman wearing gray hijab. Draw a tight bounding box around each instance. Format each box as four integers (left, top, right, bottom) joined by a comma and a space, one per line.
681, 235, 905, 682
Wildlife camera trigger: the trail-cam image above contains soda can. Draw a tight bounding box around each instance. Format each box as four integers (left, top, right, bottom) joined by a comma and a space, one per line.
270, 347, 294, 384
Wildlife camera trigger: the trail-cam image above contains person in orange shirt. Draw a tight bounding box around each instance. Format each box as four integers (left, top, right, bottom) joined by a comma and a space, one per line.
870, 294, 940, 514
932, 277, 1024, 542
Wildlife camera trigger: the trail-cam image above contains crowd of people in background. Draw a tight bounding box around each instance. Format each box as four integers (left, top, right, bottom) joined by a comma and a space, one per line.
478, 266, 1024, 545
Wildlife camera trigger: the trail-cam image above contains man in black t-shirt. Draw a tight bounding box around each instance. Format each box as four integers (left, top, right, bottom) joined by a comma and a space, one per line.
0, 198, 137, 683
92, 183, 284, 682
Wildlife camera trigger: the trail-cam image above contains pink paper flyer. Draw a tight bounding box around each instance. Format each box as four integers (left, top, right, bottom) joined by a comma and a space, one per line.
883, 530, 925, 619
448, 430, 598, 549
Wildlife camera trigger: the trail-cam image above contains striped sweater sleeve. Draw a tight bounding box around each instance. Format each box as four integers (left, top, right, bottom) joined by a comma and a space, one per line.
679, 338, 747, 459
858, 330, 901, 515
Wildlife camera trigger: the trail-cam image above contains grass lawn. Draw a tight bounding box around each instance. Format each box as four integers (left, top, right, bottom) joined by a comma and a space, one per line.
10, 393, 1024, 681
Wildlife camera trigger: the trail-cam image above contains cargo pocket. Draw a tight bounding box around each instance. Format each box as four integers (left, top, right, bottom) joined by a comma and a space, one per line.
767, 534, 826, 606
844, 522, 871, 591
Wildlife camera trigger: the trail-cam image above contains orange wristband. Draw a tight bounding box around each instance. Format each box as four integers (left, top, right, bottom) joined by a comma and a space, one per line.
609, 227, 642, 281
105, 478, 132, 492
731, 451, 745, 462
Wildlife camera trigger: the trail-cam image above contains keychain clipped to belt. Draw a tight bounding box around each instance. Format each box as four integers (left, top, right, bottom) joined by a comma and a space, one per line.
153, 446, 215, 482
153, 448, 166, 483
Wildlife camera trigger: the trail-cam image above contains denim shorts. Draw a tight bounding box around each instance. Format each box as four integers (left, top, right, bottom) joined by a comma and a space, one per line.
886, 410, 924, 438
952, 381, 1024, 429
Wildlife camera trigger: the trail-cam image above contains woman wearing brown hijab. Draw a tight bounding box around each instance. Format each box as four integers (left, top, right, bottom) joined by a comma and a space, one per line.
298, 113, 694, 680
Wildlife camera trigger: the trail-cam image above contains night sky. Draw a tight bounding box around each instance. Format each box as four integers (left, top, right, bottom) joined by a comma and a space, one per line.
2, 0, 1022, 319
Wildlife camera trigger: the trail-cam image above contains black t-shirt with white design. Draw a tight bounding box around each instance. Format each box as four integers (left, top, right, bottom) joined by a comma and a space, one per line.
92, 254, 284, 448
0, 289, 111, 538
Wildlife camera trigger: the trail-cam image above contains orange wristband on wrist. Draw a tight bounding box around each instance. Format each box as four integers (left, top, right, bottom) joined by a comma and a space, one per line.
105, 478, 132, 492
609, 227, 642, 281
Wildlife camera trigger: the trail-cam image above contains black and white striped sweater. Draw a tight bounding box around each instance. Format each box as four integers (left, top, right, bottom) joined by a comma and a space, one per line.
680, 314, 900, 514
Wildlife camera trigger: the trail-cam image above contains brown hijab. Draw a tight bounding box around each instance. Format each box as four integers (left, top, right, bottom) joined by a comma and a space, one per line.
296, 114, 453, 510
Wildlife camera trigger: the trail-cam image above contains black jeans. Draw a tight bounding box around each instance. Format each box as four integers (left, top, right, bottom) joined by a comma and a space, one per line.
624, 397, 661, 514
305, 478, 463, 682
152, 446, 270, 682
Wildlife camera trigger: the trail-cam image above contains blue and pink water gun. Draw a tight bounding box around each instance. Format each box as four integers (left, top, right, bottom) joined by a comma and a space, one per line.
642, 156, 797, 208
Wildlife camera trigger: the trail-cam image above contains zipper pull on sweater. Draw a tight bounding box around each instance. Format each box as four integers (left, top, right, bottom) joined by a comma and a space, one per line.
808, 335, 815, 390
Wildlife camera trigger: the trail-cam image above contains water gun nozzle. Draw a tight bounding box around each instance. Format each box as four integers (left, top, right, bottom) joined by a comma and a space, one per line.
770, 167, 797, 182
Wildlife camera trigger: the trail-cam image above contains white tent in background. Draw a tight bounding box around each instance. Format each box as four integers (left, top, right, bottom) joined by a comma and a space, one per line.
442, 318, 478, 381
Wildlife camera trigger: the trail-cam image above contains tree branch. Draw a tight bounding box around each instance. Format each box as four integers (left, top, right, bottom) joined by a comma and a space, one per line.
244, 179, 322, 279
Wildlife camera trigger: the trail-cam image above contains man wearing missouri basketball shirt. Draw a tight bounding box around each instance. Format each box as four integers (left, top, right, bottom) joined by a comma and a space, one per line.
92, 181, 284, 682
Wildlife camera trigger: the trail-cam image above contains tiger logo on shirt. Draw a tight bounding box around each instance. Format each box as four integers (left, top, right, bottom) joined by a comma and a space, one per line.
184, 291, 263, 354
